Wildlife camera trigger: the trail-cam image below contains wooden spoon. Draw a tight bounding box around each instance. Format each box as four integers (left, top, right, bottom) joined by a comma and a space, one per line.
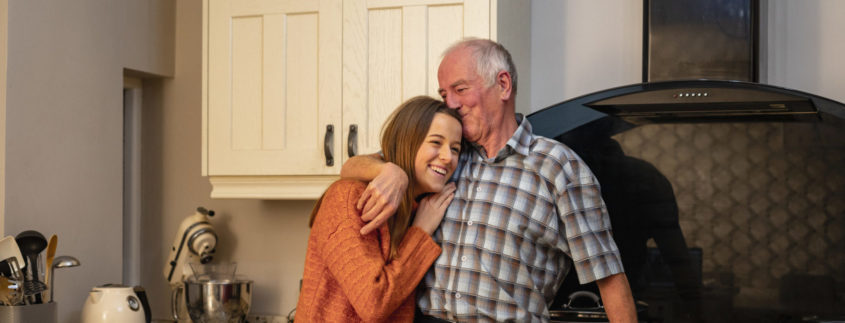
43, 234, 57, 303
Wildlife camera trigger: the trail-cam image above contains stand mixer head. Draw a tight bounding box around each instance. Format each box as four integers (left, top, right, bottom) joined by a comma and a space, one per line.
164, 207, 218, 287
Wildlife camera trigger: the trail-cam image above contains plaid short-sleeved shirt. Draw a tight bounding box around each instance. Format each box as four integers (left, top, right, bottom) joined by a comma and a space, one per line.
417, 115, 623, 322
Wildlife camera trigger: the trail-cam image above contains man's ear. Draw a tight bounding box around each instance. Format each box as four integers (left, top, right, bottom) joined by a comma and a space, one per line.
496, 70, 513, 101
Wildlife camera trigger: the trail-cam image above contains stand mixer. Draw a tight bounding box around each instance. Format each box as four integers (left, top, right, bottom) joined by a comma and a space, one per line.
165, 207, 218, 321
164, 207, 218, 287
164, 207, 253, 323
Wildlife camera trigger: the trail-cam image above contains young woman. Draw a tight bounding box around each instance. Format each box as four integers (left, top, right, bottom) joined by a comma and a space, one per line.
295, 96, 463, 322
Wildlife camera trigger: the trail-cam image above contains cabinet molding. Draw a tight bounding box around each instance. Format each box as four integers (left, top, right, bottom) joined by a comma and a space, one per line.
209, 175, 339, 200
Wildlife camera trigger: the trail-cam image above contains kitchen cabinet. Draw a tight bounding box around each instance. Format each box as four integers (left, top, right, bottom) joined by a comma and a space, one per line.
203, 0, 529, 199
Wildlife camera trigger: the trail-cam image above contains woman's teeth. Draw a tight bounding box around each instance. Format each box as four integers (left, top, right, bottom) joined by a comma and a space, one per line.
430, 165, 447, 175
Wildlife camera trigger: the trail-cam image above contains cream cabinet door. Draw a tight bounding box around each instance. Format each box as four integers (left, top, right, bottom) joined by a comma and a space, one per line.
206, 0, 342, 176
202, 0, 526, 198
342, 0, 491, 158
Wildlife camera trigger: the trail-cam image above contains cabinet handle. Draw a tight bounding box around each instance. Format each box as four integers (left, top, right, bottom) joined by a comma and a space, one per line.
324, 125, 334, 166
348, 124, 358, 157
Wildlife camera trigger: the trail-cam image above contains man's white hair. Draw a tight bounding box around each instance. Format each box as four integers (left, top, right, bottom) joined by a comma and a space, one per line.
442, 38, 518, 95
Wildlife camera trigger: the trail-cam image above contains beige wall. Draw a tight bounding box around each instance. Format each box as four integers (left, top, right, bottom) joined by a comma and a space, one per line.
763, 0, 845, 101
529, 0, 643, 112
3, 0, 173, 321
1, 0, 7, 235
528, 0, 845, 113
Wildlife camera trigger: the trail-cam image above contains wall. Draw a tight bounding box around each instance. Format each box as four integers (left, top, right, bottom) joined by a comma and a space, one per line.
1, 0, 7, 236
529, 0, 643, 113
496, 0, 532, 116
764, 0, 845, 101
3, 0, 174, 321
528, 0, 845, 112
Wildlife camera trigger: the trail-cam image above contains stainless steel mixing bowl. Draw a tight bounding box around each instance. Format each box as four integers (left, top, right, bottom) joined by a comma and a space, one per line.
183, 279, 252, 323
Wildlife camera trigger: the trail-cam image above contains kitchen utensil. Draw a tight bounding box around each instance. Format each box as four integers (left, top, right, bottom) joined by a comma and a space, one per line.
172, 262, 238, 321
173, 279, 253, 323
189, 262, 236, 282
14, 231, 46, 269
548, 291, 649, 323
0, 276, 18, 305
15, 230, 47, 303
0, 260, 9, 277
549, 291, 608, 322
22, 280, 47, 304
42, 235, 57, 302
5, 258, 24, 282
81, 284, 150, 323
53, 255, 80, 269
0, 236, 26, 276
50, 255, 80, 303
1, 258, 25, 305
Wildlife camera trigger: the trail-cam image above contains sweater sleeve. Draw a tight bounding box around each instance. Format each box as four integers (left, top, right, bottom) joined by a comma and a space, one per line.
316, 181, 441, 322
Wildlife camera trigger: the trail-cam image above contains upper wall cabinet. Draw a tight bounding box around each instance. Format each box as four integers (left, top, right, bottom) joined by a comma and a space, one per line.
203, 0, 529, 199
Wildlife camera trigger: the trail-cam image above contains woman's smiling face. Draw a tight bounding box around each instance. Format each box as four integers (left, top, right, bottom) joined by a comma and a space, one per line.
413, 112, 462, 196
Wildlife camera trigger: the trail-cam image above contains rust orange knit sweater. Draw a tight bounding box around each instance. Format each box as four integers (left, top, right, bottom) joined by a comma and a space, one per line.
295, 180, 442, 323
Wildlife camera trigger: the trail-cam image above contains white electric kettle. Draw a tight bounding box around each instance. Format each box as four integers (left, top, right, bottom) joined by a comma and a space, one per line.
81, 284, 151, 323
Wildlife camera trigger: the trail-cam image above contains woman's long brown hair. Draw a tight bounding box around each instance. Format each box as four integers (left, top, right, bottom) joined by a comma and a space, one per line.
308, 96, 461, 261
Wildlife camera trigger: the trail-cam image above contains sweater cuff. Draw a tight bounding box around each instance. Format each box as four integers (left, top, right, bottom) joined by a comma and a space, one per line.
398, 226, 441, 264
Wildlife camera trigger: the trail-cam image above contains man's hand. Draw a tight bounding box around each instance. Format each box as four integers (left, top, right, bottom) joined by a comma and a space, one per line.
357, 162, 408, 235
413, 183, 456, 234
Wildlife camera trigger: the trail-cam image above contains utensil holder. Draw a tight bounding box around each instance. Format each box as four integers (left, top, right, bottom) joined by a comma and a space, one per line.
0, 302, 57, 323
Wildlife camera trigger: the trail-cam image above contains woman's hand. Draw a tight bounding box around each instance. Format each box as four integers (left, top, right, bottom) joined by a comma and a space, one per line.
413, 183, 456, 235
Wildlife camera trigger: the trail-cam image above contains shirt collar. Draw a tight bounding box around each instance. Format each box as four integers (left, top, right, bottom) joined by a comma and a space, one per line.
469, 114, 533, 163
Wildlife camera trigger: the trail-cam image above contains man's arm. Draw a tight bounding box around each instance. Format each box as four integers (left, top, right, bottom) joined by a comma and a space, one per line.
596, 273, 637, 323
340, 153, 387, 181
340, 154, 408, 235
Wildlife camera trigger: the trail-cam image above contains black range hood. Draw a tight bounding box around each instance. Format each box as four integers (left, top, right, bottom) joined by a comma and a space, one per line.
528, 79, 845, 139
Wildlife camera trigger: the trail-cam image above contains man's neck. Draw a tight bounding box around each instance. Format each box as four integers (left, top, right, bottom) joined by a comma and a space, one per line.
477, 115, 518, 159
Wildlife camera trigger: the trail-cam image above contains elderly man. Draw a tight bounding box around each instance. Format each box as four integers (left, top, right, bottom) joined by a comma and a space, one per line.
342, 38, 636, 322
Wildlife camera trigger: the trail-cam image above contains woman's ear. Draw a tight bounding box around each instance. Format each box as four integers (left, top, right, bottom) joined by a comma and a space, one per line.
496, 70, 513, 101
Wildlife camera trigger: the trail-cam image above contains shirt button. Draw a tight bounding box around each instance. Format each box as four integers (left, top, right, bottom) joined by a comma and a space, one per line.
455, 293, 462, 299
461, 256, 467, 262
467, 220, 473, 226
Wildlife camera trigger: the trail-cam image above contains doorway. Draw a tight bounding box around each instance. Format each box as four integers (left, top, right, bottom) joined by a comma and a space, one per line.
123, 77, 142, 286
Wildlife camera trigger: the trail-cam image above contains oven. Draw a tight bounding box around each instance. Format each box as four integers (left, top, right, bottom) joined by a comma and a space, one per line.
528, 80, 845, 322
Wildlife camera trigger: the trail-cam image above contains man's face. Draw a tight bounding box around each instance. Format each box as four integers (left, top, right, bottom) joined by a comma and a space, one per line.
437, 48, 501, 144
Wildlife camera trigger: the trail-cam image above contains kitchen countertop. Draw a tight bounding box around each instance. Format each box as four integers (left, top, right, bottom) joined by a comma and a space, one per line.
153, 314, 291, 323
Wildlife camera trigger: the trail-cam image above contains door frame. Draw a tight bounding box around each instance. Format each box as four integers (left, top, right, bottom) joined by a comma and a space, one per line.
123, 76, 142, 285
